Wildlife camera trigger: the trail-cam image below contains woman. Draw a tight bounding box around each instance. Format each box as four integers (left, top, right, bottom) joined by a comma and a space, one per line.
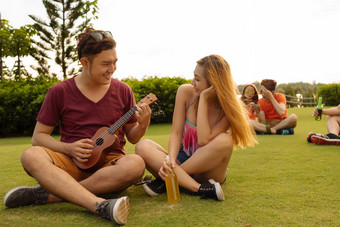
135, 55, 257, 201
241, 84, 260, 120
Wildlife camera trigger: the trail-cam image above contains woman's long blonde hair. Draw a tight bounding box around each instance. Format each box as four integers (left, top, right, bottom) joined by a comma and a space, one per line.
197, 54, 257, 148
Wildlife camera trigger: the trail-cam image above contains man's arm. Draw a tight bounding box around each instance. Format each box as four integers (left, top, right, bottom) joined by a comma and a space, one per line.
32, 122, 93, 162
261, 86, 286, 116
124, 103, 151, 144
313, 104, 340, 116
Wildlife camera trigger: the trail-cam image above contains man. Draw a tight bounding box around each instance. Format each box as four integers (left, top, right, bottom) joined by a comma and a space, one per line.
2, 28, 151, 225
307, 104, 340, 145
249, 79, 297, 135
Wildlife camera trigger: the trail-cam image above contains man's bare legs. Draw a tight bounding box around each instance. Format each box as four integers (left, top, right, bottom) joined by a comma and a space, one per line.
21, 146, 145, 213
250, 114, 297, 134
327, 115, 340, 136
271, 114, 298, 133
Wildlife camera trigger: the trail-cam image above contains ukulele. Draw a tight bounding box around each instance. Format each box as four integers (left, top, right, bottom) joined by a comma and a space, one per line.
73, 93, 158, 170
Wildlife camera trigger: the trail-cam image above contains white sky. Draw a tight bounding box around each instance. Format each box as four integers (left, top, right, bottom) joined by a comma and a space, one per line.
2, 0, 340, 85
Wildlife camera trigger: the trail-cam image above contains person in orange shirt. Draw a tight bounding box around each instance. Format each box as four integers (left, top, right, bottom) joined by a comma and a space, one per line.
241, 84, 261, 120
249, 79, 297, 135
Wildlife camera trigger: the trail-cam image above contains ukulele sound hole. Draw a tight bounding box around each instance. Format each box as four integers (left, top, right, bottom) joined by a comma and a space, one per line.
95, 138, 104, 146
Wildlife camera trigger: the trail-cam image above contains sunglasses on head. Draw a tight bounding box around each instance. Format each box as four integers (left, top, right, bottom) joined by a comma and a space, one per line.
83, 31, 113, 44
79, 31, 113, 58
245, 90, 255, 94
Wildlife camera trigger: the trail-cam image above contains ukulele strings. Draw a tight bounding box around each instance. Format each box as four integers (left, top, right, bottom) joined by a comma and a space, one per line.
91, 95, 154, 149
91, 106, 138, 148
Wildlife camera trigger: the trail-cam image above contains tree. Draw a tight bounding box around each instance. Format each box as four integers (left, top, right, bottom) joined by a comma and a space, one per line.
0, 18, 12, 81
29, 0, 99, 80
0, 17, 36, 81
82, 0, 99, 27
9, 26, 36, 81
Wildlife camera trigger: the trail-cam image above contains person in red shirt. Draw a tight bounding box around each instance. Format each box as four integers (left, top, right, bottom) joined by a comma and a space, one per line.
249, 79, 297, 135
3, 28, 152, 225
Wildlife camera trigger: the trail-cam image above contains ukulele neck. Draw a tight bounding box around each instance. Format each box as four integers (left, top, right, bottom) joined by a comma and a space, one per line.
107, 106, 138, 135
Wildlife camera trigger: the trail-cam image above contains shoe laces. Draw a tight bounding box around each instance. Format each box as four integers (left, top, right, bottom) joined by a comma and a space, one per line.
199, 186, 214, 192
196, 183, 216, 199
96, 200, 111, 220
134, 175, 153, 186
33, 186, 49, 205
150, 178, 165, 190
282, 129, 289, 135
317, 134, 329, 139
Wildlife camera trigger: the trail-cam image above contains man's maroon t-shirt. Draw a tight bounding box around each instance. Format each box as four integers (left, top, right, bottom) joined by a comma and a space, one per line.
36, 76, 137, 154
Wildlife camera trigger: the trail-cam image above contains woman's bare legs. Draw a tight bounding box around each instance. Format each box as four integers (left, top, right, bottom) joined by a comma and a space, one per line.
135, 133, 232, 193
180, 133, 233, 184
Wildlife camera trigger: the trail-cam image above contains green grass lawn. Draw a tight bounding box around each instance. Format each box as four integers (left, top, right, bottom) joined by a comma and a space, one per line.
0, 107, 339, 226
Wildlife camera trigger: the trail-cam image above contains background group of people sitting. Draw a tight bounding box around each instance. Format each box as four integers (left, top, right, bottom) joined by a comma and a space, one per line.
241, 79, 340, 145
241, 79, 297, 135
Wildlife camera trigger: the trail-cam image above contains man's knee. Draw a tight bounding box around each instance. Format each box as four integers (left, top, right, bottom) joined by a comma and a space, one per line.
327, 115, 340, 121
21, 146, 44, 165
135, 139, 153, 155
288, 114, 298, 126
21, 146, 50, 172
117, 154, 145, 179
290, 113, 298, 121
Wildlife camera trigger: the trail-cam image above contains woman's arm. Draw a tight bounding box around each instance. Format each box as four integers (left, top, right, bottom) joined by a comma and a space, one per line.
196, 87, 229, 146
167, 85, 191, 166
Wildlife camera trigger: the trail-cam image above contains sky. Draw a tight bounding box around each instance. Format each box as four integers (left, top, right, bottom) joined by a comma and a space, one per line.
1, 0, 340, 85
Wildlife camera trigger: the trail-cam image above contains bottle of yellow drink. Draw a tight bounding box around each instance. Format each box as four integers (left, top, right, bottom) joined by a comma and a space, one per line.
315, 97, 323, 121
164, 155, 180, 202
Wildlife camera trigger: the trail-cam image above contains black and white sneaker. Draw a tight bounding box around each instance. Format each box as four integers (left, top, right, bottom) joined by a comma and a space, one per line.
194, 179, 225, 201
3, 185, 49, 208
307, 132, 316, 143
311, 133, 340, 145
96, 196, 130, 225
142, 178, 166, 196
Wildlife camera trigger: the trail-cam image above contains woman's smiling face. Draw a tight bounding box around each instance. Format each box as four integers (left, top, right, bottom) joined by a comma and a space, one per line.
244, 85, 255, 99
191, 64, 209, 96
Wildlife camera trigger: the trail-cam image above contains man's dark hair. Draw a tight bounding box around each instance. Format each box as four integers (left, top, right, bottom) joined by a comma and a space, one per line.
260, 79, 277, 91
77, 28, 116, 60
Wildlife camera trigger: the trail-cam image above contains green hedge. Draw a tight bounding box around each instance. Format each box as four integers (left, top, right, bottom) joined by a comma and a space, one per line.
0, 76, 190, 137
122, 76, 190, 123
317, 84, 340, 106
0, 79, 59, 137
1, 77, 338, 137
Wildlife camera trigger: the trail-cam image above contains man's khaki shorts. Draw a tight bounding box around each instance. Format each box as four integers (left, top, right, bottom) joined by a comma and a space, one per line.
41, 147, 124, 181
